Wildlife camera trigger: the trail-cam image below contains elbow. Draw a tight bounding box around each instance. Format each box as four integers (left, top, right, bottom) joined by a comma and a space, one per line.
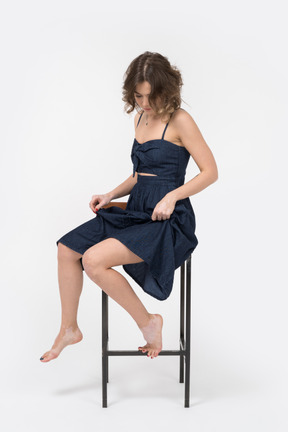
199, 162, 218, 183
211, 166, 219, 183
201, 168, 218, 184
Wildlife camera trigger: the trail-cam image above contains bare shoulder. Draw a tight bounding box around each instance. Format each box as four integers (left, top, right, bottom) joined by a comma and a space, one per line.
172, 108, 207, 147
173, 108, 217, 175
164, 108, 201, 147
172, 108, 199, 132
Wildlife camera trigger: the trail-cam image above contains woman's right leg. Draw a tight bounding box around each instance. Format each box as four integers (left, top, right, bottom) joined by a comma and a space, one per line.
40, 242, 84, 362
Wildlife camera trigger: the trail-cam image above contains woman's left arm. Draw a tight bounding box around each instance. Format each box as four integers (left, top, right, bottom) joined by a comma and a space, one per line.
151, 111, 218, 221
167, 111, 218, 203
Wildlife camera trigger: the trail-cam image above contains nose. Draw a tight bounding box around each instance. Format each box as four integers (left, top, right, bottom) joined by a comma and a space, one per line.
142, 96, 150, 108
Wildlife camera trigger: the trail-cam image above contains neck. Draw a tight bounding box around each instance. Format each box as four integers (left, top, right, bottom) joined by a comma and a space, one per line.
144, 111, 161, 122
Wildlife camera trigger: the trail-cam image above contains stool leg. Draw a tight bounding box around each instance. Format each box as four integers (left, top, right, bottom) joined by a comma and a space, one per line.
102, 290, 108, 407
179, 262, 185, 383
106, 293, 109, 384
184, 256, 191, 407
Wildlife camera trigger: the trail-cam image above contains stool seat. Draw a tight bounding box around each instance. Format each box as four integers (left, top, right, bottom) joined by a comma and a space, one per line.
101, 201, 193, 407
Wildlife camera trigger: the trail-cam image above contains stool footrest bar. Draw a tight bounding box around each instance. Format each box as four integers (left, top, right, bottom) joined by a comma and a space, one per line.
105, 349, 185, 356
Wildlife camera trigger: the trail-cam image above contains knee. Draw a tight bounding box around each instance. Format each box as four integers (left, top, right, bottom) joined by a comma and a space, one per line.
82, 249, 104, 277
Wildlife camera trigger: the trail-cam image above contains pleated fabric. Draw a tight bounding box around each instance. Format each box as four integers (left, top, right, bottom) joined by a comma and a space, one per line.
56, 174, 198, 300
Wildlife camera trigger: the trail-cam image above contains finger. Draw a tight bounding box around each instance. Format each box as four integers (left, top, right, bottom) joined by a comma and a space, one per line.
95, 201, 103, 211
91, 204, 98, 213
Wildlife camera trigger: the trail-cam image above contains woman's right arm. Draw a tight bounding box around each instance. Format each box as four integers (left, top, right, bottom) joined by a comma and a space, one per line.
106, 173, 138, 200
90, 112, 141, 212
89, 173, 138, 213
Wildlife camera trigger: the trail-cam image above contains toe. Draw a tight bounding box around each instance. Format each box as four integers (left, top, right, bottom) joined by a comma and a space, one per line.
40, 356, 49, 362
40, 350, 58, 362
40, 352, 49, 361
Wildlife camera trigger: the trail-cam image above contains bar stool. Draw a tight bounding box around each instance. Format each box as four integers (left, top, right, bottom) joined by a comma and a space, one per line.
101, 201, 193, 407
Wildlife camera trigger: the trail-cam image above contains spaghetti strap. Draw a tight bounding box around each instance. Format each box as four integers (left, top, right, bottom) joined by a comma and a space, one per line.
136, 111, 144, 128
161, 122, 169, 140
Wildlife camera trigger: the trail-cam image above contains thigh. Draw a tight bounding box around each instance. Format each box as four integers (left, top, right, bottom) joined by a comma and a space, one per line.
57, 241, 83, 259
82, 237, 144, 269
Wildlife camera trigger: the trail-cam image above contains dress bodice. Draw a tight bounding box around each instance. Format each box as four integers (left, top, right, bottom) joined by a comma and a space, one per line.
131, 109, 191, 187
131, 138, 190, 187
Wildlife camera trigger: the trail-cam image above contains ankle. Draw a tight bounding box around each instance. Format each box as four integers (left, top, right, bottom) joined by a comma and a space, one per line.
60, 324, 79, 331
138, 313, 154, 329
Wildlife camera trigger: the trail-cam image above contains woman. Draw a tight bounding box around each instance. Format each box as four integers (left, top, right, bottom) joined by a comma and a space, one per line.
40, 51, 218, 362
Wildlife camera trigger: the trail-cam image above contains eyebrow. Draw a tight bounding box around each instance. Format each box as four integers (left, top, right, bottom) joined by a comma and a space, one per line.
134, 91, 150, 96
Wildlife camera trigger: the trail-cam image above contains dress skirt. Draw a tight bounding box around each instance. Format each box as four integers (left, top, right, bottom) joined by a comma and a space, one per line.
56, 174, 198, 301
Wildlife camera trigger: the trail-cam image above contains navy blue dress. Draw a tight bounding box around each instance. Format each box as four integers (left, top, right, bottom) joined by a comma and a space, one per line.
56, 111, 198, 300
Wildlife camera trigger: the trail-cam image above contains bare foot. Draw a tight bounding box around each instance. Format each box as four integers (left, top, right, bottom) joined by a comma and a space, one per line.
138, 314, 163, 359
40, 326, 83, 362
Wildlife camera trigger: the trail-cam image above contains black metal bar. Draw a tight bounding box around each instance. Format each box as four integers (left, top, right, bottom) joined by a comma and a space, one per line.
106, 349, 182, 356
106, 293, 109, 383
184, 255, 191, 407
102, 290, 108, 408
179, 261, 185, 383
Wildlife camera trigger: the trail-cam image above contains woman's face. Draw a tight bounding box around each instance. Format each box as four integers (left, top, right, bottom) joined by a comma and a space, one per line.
134, 81, 161, 114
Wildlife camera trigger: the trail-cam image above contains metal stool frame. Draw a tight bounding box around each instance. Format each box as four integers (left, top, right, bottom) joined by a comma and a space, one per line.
101, 201, 192, 407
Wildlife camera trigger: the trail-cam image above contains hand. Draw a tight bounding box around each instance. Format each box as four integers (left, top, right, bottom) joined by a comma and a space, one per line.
89, 193, 113, 213
151, 194, 176, 221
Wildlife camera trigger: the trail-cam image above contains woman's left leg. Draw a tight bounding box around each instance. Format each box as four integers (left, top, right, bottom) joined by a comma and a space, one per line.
82, 237, 163, 359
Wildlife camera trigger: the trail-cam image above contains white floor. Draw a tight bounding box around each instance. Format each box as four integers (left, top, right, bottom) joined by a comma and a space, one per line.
1, 358, 285, 432
1, 307, 286, 432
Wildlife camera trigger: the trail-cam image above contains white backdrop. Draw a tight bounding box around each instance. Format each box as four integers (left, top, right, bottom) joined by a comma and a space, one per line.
1, 0, 287, 430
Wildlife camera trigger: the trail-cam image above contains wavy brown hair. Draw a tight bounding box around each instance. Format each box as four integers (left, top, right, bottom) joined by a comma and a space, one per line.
122, 51, 183, 121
